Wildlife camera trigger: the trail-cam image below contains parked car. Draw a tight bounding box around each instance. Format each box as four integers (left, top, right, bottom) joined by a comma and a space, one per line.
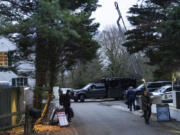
73, 83, 106, 102
135, 81, 172, 95
152, 85, 180, 103
72, 77, 136, 102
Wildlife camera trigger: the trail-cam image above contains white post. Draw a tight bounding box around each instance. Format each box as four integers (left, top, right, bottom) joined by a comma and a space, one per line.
172, 81, 174, 91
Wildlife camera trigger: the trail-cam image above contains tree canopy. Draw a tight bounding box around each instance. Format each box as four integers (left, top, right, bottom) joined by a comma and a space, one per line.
123, 0, 180, 79
0, 0, 100, 108
0, 0, 99, 83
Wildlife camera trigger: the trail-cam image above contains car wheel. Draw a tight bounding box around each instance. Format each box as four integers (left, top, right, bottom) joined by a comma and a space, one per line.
79, 95, 85, 102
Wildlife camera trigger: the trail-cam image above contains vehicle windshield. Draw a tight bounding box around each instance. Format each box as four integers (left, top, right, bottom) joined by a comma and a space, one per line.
82, 84, 92, 89
136, 84, 144, 89
156, 86, 170, 93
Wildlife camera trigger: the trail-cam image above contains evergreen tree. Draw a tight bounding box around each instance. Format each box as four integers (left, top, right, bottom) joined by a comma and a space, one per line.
153, 6, 180, 79
123, 0, 180, 79
0, 0, 37, 72
63, 58, 104, 89
0, 0, 99, 108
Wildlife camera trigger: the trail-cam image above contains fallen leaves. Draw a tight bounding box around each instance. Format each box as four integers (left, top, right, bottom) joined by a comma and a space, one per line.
7, 124, 62, 135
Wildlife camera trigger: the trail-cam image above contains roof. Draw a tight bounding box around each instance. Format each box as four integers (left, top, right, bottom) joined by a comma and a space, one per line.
0, 36, 16, 52
0, 71, 17, 83
0, 81, 10, 86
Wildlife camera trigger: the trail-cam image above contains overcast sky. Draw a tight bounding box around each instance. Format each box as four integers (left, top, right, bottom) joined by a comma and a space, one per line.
92, 0, 138, 31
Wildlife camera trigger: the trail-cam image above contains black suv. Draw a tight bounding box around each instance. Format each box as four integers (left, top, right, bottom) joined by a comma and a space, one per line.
73, 77, 136, 102
73, 83, 106, 102
135, 81, 172, 95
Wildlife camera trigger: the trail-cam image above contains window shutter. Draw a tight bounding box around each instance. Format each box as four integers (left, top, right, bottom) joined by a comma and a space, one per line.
8, 51, 13, 67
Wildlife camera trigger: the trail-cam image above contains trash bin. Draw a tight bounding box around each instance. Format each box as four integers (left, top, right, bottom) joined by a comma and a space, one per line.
172, 91, 180, 109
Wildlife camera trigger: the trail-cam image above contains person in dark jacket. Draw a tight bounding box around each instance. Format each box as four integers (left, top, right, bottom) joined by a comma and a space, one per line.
127, 86, 136, 111
59, 89, 64, 106
60, 90, 72, 122
141, 90, 152, 124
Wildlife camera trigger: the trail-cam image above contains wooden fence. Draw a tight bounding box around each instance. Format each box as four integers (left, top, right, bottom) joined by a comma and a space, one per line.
0, 111, 25, 131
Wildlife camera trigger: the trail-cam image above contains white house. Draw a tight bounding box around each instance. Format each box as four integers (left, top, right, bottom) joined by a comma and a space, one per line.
0, 37, 35, 87
0, 37, 17, 84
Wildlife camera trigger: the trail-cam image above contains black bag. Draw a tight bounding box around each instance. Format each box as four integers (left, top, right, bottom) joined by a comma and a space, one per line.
29, 108, 41, 119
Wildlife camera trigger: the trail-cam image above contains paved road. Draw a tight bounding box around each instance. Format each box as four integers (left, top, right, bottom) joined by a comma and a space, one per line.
67, 101, 179, 135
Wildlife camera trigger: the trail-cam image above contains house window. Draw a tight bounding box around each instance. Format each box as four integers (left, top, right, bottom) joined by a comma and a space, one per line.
12, 78, 28, 87
0, 52, 8, 66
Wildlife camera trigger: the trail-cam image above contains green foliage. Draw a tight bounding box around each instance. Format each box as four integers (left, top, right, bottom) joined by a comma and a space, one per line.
0, 0, 99, 81
0, 0, 100, 108
153, 6, 180, 79
123, 0, 180, 79
63, 58, 105, 88
59, 0, 99, 11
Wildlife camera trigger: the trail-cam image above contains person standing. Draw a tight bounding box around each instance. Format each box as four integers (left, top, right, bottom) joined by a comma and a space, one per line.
127, 86, 136, 111
141, 90, 152, 124
60, 90, 72, 122
59, 89, 64, 106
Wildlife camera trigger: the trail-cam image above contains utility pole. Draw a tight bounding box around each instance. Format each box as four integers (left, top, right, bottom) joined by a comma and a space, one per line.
114, 1, 142, 78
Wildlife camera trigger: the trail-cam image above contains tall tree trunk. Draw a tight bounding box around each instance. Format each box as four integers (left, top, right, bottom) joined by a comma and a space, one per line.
34, 39, 48, 109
